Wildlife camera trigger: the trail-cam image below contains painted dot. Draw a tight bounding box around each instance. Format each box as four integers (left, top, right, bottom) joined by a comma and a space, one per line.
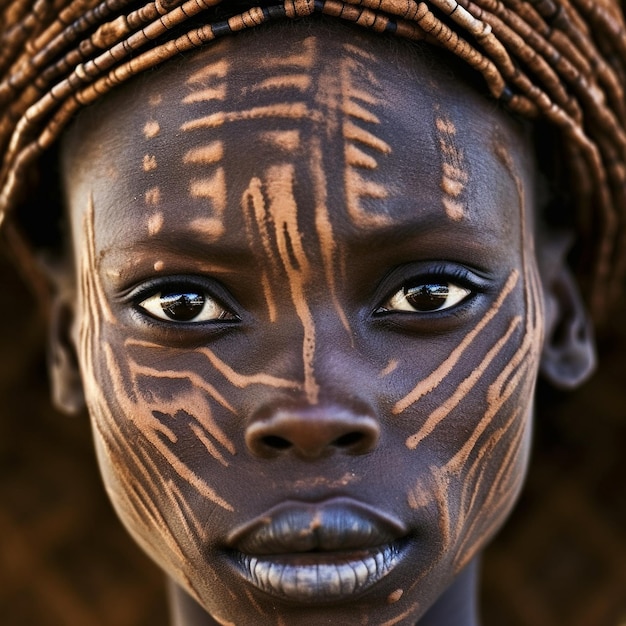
149, 93, 163, 106
387, 589, 403, 604
147, 212, 163, 235
154, 260, 165, 271
145, 187, 161, 205
443, 197, 465, 221
143, 120, 160, 139
143, 154, 157, 171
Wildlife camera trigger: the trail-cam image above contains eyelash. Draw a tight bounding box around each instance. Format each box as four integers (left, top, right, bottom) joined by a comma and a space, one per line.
129, 277, 240, 326
373, 264, 485, 317
125, 264, 485, 332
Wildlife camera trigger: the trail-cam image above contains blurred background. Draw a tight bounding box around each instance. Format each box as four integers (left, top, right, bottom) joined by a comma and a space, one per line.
0, 248, 625, 626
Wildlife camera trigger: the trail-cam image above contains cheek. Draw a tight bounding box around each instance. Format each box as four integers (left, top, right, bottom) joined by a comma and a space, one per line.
74, 215, 238, 592
84, 333, 238, 511
81, 329, 254, 614
397, 265, 543, 574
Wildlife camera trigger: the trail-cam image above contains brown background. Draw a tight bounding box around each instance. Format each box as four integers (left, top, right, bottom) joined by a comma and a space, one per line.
1, 249, 625, 626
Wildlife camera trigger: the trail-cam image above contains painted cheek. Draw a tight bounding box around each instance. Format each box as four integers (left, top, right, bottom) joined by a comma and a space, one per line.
396, 258, 543, 578
76, 199, 242, 599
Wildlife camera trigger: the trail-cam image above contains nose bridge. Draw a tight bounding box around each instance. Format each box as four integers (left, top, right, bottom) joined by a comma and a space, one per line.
308, 292, 368, 382
261, 290, 363, 403
245, 291, 381, 459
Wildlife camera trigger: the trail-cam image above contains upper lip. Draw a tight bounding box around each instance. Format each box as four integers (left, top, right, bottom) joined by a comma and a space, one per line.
226, 497, 407, 555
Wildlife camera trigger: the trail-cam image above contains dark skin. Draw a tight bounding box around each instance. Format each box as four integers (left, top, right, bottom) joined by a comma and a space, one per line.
49, 20, 595, 626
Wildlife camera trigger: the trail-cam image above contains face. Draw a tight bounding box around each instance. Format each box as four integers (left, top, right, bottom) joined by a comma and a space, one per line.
60, 22, 543, 625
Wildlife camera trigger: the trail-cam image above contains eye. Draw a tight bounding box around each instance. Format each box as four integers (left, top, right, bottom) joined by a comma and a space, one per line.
381, 280, 471, 313
138, 288, 236, 323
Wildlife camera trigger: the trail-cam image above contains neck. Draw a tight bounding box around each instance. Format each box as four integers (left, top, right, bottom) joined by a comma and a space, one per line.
417, 558, 481, 626
167, 558, 481, 626
167, 580, 219, 626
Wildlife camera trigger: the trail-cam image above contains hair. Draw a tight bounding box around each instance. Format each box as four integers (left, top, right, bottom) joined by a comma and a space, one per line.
1, 0, 625, 321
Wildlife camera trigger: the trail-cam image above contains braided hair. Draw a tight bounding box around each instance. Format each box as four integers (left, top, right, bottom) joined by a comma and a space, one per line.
1, 0, 625, 320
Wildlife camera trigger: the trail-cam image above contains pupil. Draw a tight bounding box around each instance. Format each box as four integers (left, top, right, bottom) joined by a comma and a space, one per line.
160, 292, 205, 321
406, 284, 449, 311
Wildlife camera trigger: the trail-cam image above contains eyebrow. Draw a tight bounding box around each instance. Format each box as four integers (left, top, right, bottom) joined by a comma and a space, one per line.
99, 231, 258, 273
341, 211, 511, 271
99, 205, 504, 276
342, 209, 476, 246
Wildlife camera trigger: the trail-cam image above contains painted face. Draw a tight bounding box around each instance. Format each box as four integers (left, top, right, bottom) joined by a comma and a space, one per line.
60, 22, 543, 626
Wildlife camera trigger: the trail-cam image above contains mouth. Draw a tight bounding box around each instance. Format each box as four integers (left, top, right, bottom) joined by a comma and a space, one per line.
225, 498, 409, 603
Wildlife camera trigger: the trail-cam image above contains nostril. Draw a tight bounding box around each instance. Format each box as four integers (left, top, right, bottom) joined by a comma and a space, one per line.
245, 405, 380, 459
261, 435, 292, 450
333, 432, 364, 448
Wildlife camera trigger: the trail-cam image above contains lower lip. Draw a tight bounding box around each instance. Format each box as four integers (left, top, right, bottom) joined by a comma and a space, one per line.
232, 541, 406, 602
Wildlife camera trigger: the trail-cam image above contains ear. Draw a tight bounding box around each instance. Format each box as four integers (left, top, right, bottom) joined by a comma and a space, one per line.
44, 257, 86, 415
539, 234, 596, 390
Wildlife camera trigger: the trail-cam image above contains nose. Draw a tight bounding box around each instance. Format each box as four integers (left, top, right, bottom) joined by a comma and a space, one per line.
245, 404, 380, 459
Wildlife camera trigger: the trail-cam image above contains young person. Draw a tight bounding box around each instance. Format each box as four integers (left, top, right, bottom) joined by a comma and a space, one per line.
1, 1, 624, 624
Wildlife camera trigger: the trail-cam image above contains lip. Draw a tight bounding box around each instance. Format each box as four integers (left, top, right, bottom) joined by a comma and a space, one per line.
225, 498, 409, 602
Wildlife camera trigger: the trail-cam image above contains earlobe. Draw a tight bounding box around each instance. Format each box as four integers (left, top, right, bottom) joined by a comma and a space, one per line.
48, 290, 86, 415
540, 262, 596, 390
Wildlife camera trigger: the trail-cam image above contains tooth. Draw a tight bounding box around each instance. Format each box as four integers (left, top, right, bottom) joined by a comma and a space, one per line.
337, 562, 357, 594
252, 560, 264, 590
258, 561, 271, 591
280, 565, 299, 597
267, 562, 284, 593
247, 557, 258, 582
295, 565, 319, 598
317, 564, 341, 596
351, 559, 370, 588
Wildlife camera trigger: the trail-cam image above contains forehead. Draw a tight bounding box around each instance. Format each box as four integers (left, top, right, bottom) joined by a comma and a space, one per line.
61, 20, 533, 258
